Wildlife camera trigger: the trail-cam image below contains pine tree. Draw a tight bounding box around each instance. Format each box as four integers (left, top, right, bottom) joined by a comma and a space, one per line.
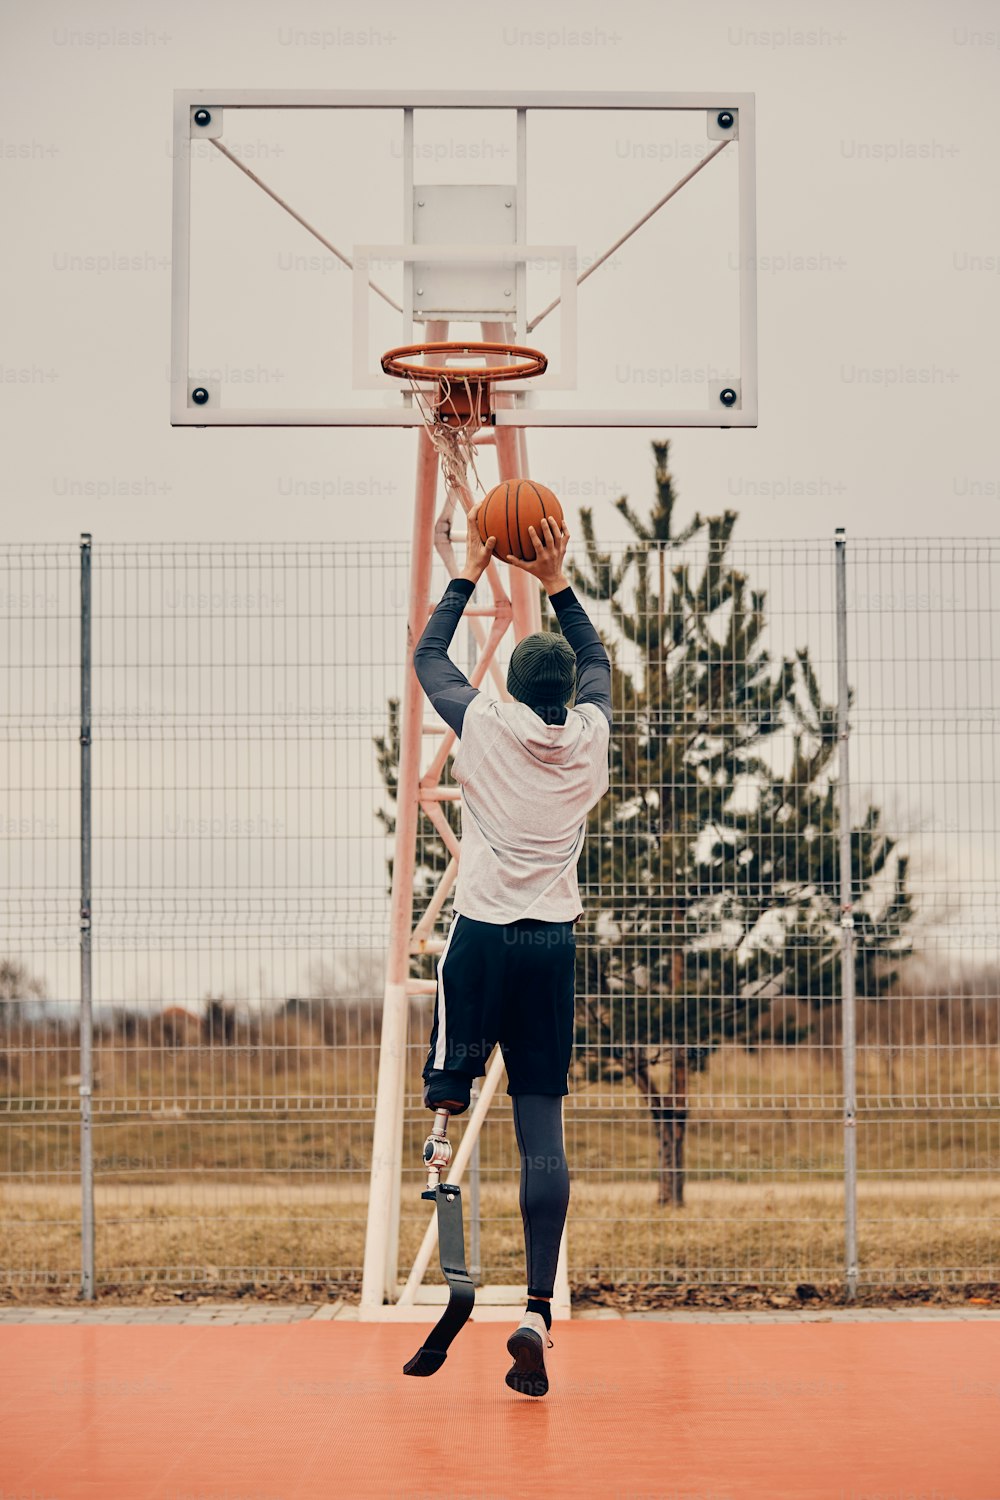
563, 442, 913, 1204
0, 958, 46, 1031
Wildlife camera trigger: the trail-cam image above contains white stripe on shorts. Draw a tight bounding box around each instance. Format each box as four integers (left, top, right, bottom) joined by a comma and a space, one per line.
432, 910, 461, 1071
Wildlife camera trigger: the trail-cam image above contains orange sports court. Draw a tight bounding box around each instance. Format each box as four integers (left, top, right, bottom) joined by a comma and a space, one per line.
3, 1311, 1000, 1498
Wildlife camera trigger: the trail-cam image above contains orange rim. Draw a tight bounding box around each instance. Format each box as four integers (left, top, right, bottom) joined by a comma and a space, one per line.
381, 340, 547, 383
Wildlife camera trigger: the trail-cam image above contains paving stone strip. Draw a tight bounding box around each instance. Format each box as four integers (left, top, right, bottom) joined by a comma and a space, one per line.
3, 1301, 1000, 1325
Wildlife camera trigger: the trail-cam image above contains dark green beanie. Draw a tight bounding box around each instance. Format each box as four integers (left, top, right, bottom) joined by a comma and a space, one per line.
507, 631, 576, 708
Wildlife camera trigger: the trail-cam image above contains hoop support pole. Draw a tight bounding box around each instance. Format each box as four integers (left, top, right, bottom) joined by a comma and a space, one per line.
361, 425, 441, 1311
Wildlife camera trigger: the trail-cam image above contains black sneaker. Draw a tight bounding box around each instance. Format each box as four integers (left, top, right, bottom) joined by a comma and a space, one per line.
505, 1313, 552, 1398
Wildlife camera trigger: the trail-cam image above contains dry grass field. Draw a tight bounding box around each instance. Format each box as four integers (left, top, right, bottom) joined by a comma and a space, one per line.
3, 1177, 1000, 1299
3, 1006, 999, 1299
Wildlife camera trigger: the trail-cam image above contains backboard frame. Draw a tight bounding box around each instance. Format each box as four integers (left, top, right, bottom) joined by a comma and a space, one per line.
170, 90, 757, 429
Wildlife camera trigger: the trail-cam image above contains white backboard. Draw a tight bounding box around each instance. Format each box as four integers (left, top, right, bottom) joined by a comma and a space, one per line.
171, 91, 757, 429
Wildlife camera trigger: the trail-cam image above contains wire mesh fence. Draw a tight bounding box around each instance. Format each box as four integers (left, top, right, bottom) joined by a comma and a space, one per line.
1, 533, 998, 1296
0, 544, 82, 1288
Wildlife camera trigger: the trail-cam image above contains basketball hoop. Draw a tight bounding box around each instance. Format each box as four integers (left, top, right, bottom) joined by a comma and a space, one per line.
381, 340, 547, 428
382, 339, 549, 577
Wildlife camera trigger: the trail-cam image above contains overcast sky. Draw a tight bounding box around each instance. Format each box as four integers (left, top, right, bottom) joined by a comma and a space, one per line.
2, 0, 998, 1006
2, 0, 999, 545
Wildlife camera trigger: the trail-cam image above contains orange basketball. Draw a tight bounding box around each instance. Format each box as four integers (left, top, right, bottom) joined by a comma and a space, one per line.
476, 480, 565, 564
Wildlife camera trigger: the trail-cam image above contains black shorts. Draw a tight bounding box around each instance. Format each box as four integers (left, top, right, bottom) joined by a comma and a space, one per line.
422, 911, 577, 1111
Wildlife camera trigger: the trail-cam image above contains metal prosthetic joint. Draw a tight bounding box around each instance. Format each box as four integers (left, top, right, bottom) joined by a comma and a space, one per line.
422, 1107, 455, 1195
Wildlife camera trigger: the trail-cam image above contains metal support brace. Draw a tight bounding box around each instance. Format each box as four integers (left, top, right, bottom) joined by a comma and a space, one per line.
363, 317, 570, 1324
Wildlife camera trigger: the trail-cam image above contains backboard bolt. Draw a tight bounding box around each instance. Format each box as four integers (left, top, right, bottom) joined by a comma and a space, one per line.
719, 387, 737, 407
417, 200, 424, 207
193, 109, 212, 128
717, 110, 734, 130
416, 288, 423, 296
505, 201, 512, 208
191, 387, 210, 406
504, 289, 512, 297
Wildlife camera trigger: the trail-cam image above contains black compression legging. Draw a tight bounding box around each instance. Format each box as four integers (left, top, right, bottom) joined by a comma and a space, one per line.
511, 1094, 570, 1300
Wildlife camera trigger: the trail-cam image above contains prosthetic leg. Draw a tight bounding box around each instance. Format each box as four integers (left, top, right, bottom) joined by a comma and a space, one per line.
402, 1108, 476, 1377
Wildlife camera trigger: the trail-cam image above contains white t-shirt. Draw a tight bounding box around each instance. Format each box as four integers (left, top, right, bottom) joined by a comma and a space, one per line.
450, 694, 611, 924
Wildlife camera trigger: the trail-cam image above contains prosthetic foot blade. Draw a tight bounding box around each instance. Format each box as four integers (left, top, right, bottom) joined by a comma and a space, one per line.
402, 1345, 448, 1378
402, 1183, 475, 1378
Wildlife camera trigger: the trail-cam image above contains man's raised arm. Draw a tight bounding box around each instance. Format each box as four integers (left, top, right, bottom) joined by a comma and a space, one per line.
413, 577, 478, 737
412, 502, 498, 737
504, 514, 612, 728
546, 584, 612, 727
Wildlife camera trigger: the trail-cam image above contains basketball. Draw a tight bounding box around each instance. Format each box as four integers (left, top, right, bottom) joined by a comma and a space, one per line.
476, 480, 565, 563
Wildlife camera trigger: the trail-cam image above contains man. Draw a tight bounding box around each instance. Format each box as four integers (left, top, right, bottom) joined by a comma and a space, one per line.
412, 503, 612, 1398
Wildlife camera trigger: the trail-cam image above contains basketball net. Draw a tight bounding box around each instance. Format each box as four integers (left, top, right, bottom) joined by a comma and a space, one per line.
404, 372, 488, 566
403, 366, 531, 718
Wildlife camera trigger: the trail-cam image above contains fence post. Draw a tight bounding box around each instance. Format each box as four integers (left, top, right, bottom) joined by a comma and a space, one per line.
834, 528, 858, 1301
79, 533, 95, 1300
